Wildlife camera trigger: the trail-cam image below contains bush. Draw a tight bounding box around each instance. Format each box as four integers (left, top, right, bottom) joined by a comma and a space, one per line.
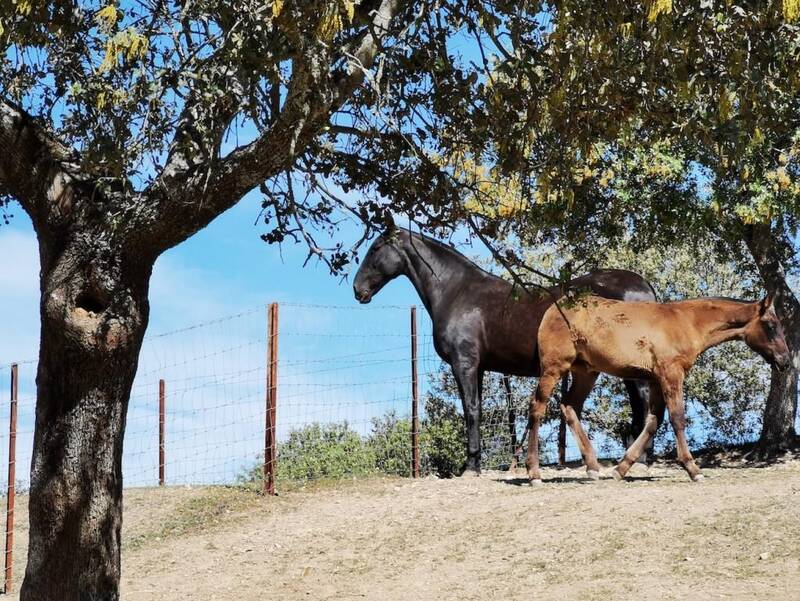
420, 395, 465, 478
260, 422, 377, 483
370, 411, 413, 477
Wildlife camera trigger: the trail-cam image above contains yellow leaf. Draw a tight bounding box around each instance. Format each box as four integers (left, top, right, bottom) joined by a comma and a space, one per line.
96, 5, 118, 30
647, 0, 672, 23
317, 6, 343, 41
124, 28, 149, 61
98, 39, 118, 73
272, 0, 284, 19
784, 0, 800, 22
341, 0, 355, 22
718, 89, 734, 122
14, 0, 33, 16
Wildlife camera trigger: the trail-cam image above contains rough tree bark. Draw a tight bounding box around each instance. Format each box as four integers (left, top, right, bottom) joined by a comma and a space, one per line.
745, 223, 800, 451
25, 226, 153, 599
0, 1, 410, 599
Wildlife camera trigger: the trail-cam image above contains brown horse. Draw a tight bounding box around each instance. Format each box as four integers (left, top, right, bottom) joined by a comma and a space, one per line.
528, 294, 791, 483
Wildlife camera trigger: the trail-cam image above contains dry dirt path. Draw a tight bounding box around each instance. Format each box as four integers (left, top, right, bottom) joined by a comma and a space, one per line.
4, 461, 800, 600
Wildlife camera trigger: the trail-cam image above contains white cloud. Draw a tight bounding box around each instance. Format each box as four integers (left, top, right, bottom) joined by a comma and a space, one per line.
0, 228, 39, 300
0, 228, 40, 364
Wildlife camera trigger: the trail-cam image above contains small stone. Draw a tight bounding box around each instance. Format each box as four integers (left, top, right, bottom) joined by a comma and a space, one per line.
759, 552, 770, 561
684, 556, 693, 562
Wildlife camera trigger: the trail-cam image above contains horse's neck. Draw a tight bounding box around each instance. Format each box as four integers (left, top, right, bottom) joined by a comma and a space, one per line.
400, 235, 481, 317
693, 300, 756, 352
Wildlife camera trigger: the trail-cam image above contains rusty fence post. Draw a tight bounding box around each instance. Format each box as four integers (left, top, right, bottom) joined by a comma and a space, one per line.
264, 302, 279, 496
4, 364, 18, 594
159, 379, 165, 486
410, 306, 420, 478
558, 375, 568, 466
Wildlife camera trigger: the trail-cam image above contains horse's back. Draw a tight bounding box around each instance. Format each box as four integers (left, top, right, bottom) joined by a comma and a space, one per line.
542, 297, 687, 378
437, 276, 542, 374
441, 271, 657, 376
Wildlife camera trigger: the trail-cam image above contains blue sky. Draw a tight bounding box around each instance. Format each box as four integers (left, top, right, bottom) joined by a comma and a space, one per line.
0, 192, 427, 362
0, 193, 508, 487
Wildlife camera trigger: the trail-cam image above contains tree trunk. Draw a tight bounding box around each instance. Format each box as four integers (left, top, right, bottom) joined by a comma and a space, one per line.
744, 224, 799, 451
20, 227, 152, 601
760, 358, 799, 448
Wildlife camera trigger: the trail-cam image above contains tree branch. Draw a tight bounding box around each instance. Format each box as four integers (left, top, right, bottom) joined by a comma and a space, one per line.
143, 0, 412, 255
0, 99, 84, 230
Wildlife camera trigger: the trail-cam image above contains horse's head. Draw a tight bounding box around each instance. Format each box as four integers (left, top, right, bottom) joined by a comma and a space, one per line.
743, 294, 791, 370
353, 230, 405, 304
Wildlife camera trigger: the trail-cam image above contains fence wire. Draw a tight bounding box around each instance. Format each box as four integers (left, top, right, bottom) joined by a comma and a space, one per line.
0, 303, 591, 495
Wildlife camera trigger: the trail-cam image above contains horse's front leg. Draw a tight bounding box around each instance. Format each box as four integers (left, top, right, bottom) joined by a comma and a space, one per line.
452, 360, 482, 475
659, 370, 703, 482
614, 382, 665, 479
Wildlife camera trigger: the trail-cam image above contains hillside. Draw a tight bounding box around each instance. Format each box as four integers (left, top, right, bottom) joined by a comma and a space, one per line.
4, 458, 800, 600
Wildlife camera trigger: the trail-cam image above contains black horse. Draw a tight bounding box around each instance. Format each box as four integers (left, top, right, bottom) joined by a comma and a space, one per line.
353, 228, 656, 475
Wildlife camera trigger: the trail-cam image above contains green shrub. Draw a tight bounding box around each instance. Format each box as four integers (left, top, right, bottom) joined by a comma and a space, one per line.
420, 395, 466, 478
240, 422, 375, 484
370, 411, 413, 477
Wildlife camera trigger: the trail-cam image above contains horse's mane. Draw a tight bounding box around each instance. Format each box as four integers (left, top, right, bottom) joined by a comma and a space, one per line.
401, 228, 500, 280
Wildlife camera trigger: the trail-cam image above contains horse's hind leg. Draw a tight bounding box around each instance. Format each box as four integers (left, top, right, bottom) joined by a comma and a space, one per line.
623, 379, 652, 464
526, 369, 562, 484
614, 382, 665, 480
561, 370, 602, 478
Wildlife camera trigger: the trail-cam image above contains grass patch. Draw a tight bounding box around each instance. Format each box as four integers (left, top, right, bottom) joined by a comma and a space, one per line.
126, 486, 262, 551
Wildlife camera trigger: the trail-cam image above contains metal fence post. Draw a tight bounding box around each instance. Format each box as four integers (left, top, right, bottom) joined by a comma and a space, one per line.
264, 303, 279, 495
4, 364, 18, 593
502, 376, 519, 470
410, 306, 420, 478
159, 379, 165, 486
558, 376, 568, 466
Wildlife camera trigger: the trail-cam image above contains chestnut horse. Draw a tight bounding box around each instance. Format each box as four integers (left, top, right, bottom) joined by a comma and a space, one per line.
353, 227, 656, 474
529, 294, 791, 483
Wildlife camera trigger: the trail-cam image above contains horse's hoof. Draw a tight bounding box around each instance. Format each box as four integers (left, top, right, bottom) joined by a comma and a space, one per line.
528, 478, 543, 486
692, 473, 705, 483
611, 468, 624, 481
587, 469, 601, 481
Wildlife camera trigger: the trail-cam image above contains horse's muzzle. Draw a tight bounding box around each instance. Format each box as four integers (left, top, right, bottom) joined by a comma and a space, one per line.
353, 286, 372, 304
776, 353, 792, 371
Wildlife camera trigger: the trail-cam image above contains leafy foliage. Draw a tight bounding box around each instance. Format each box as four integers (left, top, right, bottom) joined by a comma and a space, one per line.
370, 411, 414, 477
272, 422, 377, 482
419, 394, 466, 477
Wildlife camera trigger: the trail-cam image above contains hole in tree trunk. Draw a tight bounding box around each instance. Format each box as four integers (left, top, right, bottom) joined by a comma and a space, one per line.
75, 289, 110, 315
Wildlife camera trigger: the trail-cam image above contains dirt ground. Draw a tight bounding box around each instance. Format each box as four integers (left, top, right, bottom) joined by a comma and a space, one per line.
4, 458, 800, 601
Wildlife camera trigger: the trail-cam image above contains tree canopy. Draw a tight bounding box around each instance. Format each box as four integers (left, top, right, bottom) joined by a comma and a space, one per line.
3, 2, 800, 597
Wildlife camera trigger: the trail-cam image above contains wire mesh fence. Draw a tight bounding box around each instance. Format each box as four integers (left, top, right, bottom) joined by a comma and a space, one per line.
1, 301, 796, 593
0, 302, 590, 496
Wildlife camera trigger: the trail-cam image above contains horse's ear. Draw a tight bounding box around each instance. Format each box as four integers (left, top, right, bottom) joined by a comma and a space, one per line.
760, 292, 775, 315
383, 213, 396, 235
382, 214, 397, 241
